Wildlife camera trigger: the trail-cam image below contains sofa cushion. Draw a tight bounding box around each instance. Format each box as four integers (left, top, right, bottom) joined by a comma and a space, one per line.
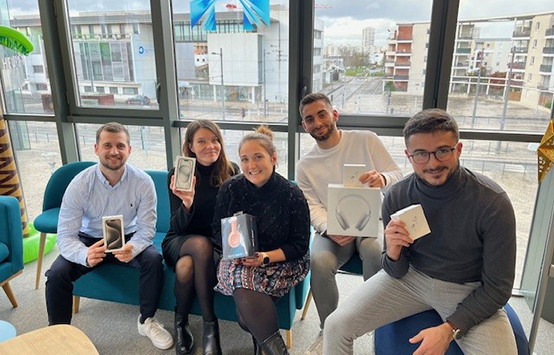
0, 242, 8, 263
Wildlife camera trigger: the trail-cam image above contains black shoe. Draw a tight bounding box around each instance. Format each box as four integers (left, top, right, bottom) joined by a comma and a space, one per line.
203, 320, 222, 355
260, 331, 289, 355
175, 313, 194, 355
253, 335, 263, 355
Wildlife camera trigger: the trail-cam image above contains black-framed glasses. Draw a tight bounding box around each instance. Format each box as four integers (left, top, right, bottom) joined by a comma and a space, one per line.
408, 147, 456, 164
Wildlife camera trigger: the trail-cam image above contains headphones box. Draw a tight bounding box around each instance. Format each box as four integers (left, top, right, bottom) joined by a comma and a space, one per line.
221, 212, 258, 260
327, 183, 381, 237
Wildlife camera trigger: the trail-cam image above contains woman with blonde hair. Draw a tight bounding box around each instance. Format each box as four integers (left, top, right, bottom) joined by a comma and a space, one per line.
212, 126, 310, 355
163, 120, 238, 355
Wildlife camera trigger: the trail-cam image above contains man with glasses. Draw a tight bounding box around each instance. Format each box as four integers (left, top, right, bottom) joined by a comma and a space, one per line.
324, 109, 517, 355
296, 93, 403, 354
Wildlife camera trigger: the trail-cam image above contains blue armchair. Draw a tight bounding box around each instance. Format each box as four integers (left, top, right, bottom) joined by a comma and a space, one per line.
0, 196, 24, 308
33, 161, 96, 289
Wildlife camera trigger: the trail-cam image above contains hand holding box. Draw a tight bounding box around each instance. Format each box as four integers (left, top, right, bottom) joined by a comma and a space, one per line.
390, 204, 431, 240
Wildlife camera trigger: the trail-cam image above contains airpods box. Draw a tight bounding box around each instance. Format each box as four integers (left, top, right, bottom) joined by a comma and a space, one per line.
327, 184, 381, 237
220, 212, 258, 260
343, 164, 366, 187
390, 204, 431, 240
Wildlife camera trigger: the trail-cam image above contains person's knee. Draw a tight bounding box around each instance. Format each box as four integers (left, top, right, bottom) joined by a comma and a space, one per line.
175, 256, 194, 284
324, 310, 344, 336
139, 247, 163, 269
310, 249, 339, 278
45, 257, 73, 287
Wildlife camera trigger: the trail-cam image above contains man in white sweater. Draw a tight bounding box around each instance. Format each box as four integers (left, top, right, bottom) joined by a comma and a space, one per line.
296, 93, 403, 353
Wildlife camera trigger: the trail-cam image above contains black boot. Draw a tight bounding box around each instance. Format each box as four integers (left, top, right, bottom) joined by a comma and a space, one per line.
260, 331, 289, 355
253, 335, 263, 355
203, 320, 222, 355
175, 313, 194, 355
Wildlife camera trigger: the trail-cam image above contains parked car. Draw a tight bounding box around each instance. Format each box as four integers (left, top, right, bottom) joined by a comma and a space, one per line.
126, 95, 151, 106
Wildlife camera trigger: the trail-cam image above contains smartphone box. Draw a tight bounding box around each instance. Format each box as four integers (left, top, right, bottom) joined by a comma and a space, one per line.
221, 212, 258, 260
343, 164, 366, 187
327, 183, 381, 237
102, 215, 125, 252
390, 204, 431, 240
174, 156, 196, 191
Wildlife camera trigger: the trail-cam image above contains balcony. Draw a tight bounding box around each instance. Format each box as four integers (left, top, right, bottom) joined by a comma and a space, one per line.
453, 61, 468, 67
396, 49, 411, 55
546, 28, 554, 37
397, 35, 413, 41
537, 84, 550, 90
513, 28, 531, 37
543, 47, 554, 54
393, 75, 410, 81
513, 47, 528, 53
458, 34, 473, 40
456, 48, 471, 54
508, 62, 526, 70
395, 60, 411, 67
540, 64, 553, 73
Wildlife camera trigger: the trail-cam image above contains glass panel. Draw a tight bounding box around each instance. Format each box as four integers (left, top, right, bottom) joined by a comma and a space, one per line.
0, 1, 53, 114
10, 122, 62, 221
313, 1, 433, 116
77, 123, 166, 171
300, 132, 538, 287
173, 1, 289, 122
448, 3, 554, 132
66, 0, 158, 109
181, 128, 288, 178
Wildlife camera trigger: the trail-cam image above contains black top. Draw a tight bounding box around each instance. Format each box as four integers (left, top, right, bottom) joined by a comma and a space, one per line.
212, 170, 310, 261
381, 166, 516, 334
163, 162, 238, 255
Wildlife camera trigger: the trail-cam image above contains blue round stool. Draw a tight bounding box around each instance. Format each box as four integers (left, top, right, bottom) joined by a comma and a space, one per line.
0, 320, 16, 343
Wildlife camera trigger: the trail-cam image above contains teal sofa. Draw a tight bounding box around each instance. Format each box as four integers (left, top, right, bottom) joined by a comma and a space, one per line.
72, 169, 310, 348
0, 196, 24, 308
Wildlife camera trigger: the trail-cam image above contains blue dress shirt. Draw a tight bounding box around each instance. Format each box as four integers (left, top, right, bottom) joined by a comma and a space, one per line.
56, 164, 157, 266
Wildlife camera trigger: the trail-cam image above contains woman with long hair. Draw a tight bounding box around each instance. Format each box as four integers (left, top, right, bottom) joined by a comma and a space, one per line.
212, 126, 310, 355
162, 120, 238, 355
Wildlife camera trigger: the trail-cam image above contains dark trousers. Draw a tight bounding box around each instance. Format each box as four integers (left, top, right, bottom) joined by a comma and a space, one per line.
45, 233, 164, 325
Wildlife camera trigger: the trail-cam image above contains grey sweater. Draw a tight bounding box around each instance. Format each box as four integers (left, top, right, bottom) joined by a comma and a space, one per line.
381, 166, 516, 334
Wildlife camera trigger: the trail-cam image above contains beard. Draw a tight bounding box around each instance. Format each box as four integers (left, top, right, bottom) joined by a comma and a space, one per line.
310, 123, 336, 142
100, 155, 125, 171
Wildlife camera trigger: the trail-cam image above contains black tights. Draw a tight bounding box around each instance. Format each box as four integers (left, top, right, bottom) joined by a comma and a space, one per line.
233, 288, 280, 343
174, 235, 217, 322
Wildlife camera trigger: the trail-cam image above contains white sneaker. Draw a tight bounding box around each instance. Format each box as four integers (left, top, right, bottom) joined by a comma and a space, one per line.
304, 330, 323, 355
137, 315, 174, 350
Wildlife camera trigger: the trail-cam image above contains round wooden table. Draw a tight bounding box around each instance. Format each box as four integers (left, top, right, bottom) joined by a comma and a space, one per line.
0, 324, 99, 354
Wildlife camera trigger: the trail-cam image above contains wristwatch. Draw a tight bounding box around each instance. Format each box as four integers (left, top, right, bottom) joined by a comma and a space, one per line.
446, 320, 463, 340
260, 252, 271, 266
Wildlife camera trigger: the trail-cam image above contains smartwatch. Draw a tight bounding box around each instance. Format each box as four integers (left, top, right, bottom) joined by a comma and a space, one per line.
261, 252, 271, 266
446, 321, 463, 340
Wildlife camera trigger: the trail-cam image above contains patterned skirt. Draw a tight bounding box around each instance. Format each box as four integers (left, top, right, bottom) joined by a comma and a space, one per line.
215, 252, 310, 297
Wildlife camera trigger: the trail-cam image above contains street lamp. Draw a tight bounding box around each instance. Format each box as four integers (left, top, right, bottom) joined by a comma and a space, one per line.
211, 48, 225, 120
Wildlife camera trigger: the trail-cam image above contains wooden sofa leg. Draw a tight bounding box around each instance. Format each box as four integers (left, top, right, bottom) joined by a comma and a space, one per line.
2, 282, 18, 308
35, 232, 47, 289
301, 288, 313, 320
285, 330, 292, 349
73, 296, 80, 314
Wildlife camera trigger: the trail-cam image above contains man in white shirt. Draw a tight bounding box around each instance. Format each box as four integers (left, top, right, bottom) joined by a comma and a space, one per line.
296, 93, 403, 353
45, 122, 173, 351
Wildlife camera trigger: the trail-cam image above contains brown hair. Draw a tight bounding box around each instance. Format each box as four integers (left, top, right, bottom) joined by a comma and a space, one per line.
239, 125, 276, 157
96, 122, 130, 145
183, 120, 233, 186
403, 109, 459, 146
299, 92, 333, 117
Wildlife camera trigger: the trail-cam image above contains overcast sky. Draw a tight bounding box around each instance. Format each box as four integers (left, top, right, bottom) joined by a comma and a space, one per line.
6, 0, 554, 47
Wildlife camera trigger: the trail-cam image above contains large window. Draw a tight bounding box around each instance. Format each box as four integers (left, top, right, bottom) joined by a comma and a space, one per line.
448, 1, 554, 133
312, 0, 433, 116
11, 121, 62, 221
66, 0, 159, 109
172, 1, 290, 122
0, 0, 53, 114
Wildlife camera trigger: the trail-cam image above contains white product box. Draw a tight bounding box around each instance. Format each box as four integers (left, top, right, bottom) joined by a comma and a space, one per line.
390, 204, 431, 240
327, 183, 381, 237
343, 164, 366, 187
174, 156, 196, 191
